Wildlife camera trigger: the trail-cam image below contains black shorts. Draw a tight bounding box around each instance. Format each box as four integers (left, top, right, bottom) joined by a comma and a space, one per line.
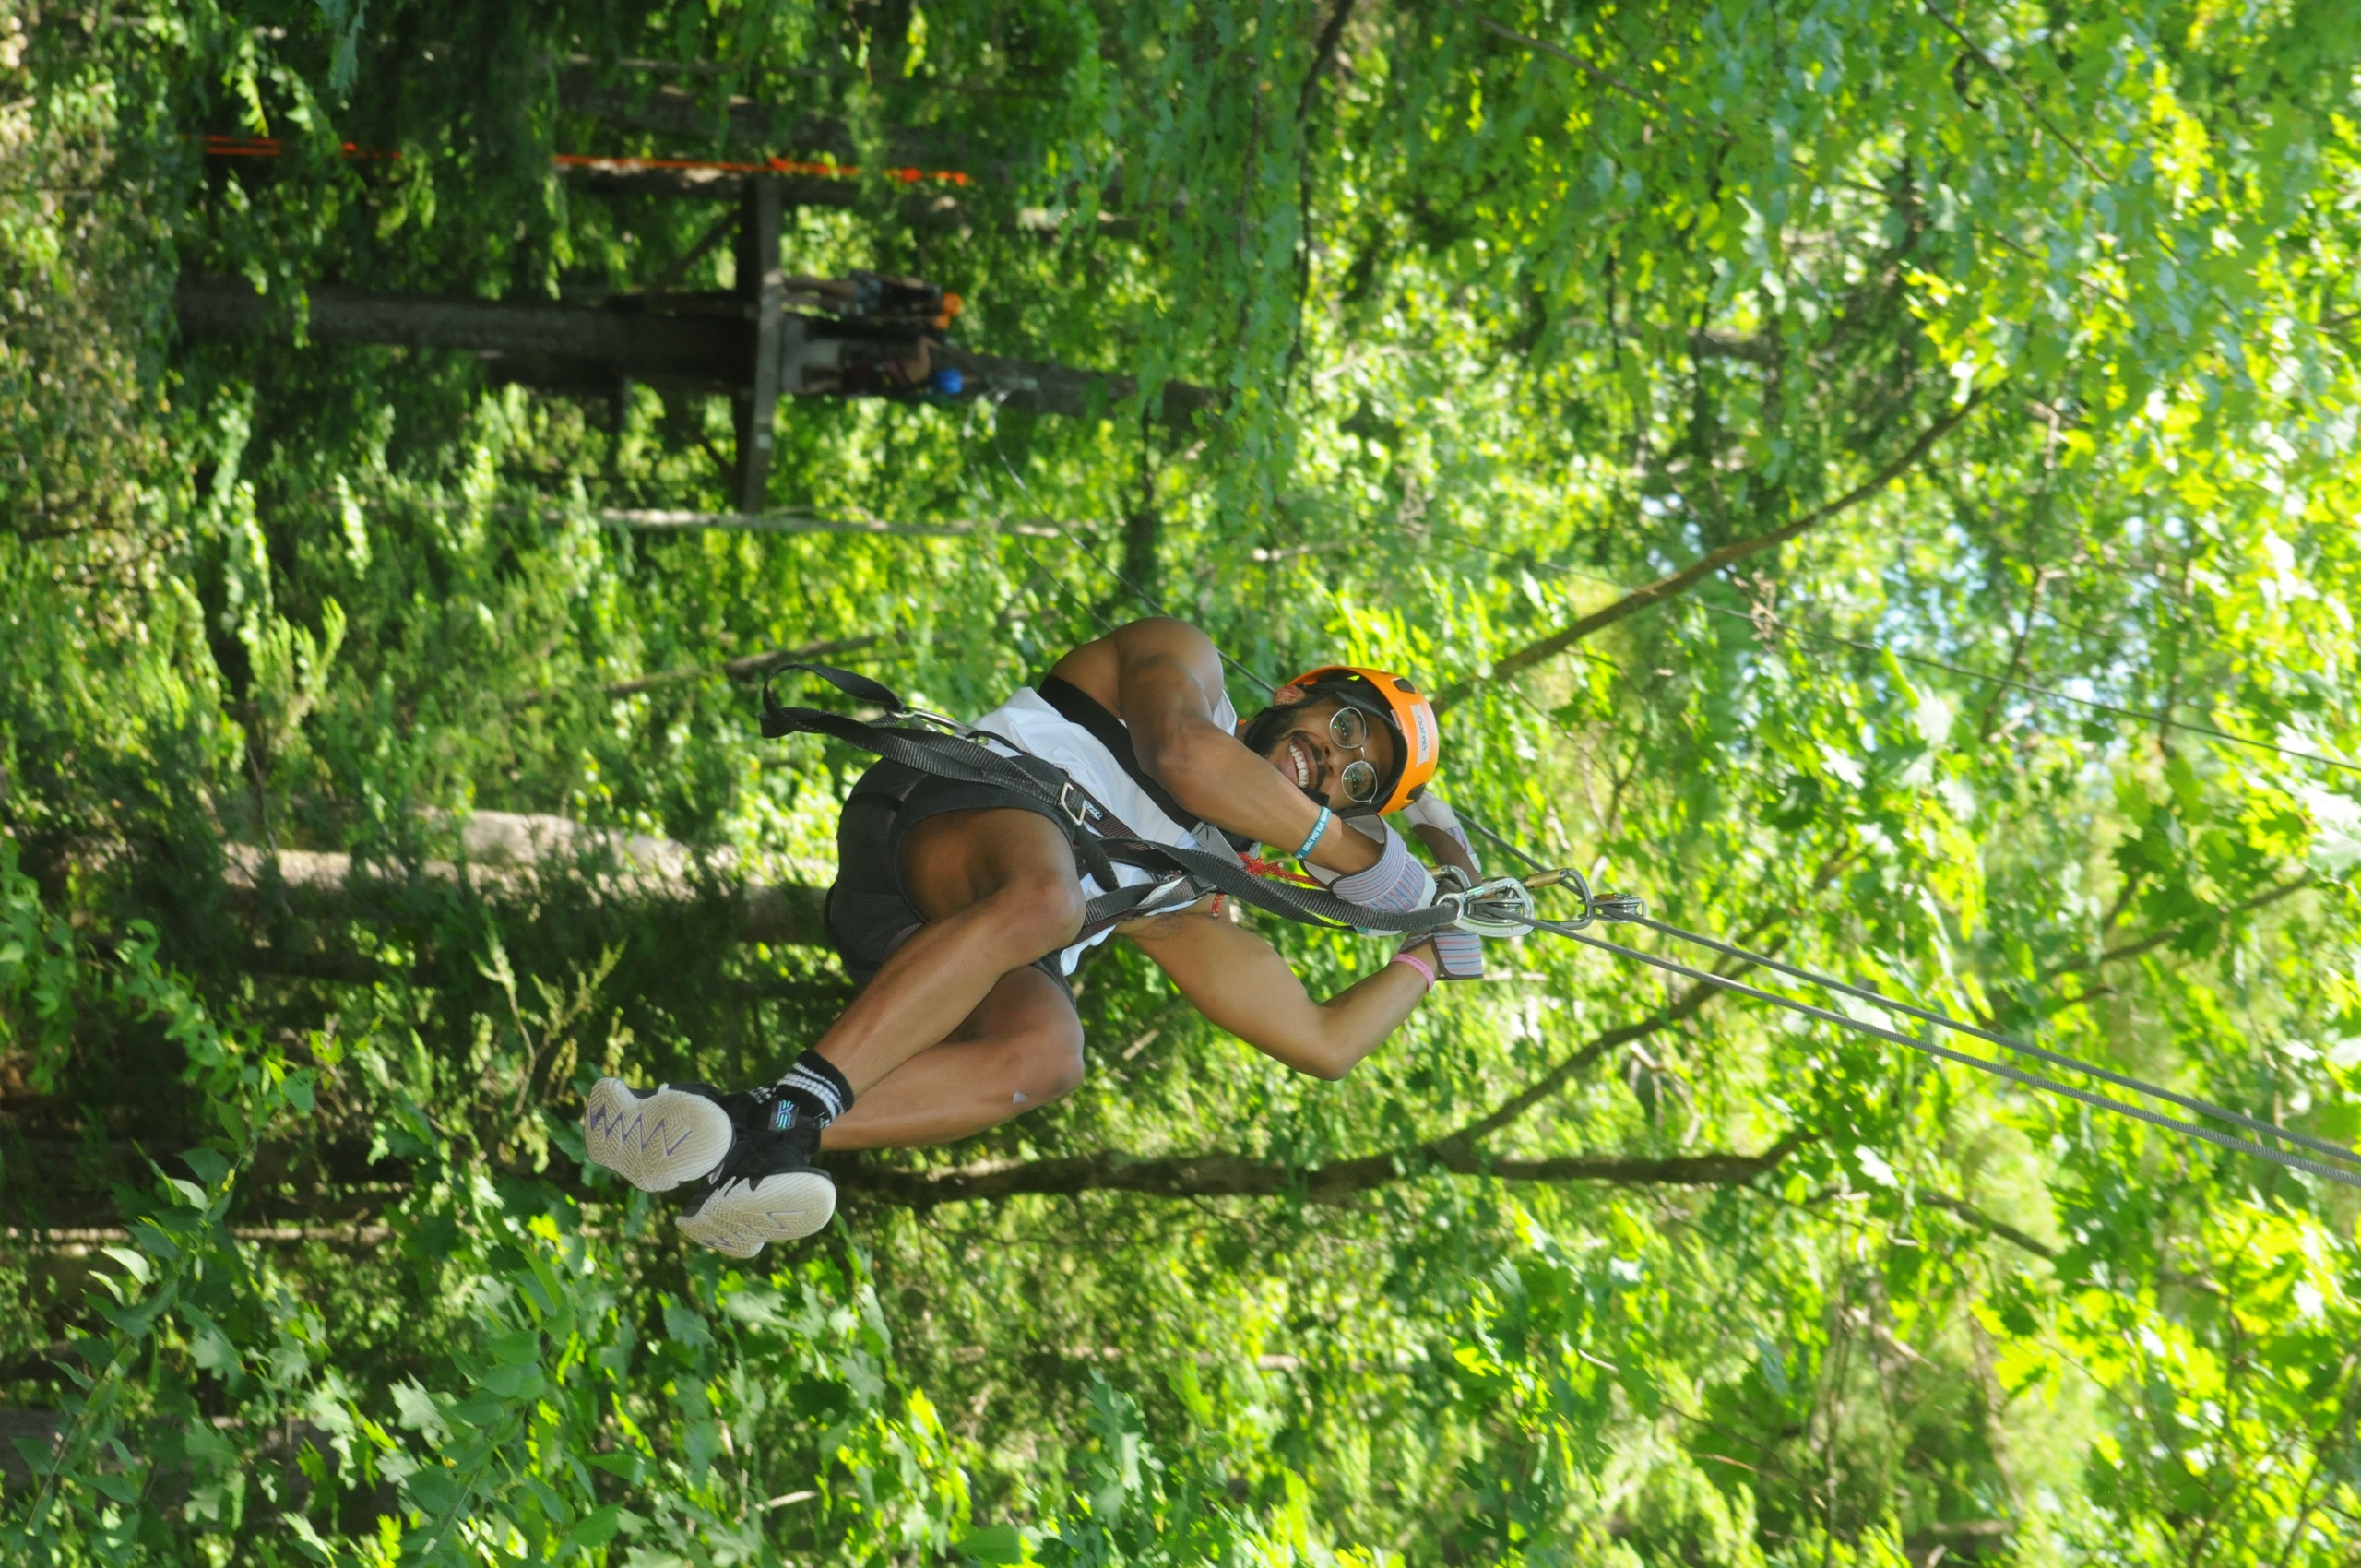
824, 757, 1079, 1002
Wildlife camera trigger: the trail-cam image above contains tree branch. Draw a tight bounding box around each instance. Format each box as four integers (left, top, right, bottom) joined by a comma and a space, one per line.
517, 633, 890, 705
835, 985, 1810, 1210
1440, 980, 1717, 1151
1434, 389, 1985, 710
1919, 4, 2109, 183
837, 1131, 1806, 1210
1296, 0, 1359, 128
1918, 1190, 2057, 1260
2041, 873, 2315, 980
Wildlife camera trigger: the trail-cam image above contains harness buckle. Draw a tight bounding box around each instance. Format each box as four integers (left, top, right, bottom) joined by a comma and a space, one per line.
1056, 779, 1091, 829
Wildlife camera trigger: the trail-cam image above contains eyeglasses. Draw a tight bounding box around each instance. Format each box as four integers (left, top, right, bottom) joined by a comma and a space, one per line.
1324, 707, 1380, 804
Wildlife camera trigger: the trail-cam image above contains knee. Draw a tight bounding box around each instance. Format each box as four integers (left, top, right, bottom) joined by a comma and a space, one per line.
1004, 1017, 1086, 1107
983, 870, 1086, 956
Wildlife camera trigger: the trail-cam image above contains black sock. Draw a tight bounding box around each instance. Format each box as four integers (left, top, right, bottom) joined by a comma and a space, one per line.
776, 1051, 853, 1128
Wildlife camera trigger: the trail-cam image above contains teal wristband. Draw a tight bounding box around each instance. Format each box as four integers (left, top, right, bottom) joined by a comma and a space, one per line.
1294, 806, 1334, 861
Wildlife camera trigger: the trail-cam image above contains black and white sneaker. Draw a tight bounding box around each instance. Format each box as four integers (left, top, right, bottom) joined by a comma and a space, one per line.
674, 1109, 836, 1257
584, 1078, 773, 1193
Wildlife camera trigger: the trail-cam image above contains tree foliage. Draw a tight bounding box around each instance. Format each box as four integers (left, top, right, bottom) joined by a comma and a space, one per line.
6, 0, 2361, 1563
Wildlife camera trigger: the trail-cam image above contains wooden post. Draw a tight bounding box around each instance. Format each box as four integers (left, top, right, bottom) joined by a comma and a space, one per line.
732, 175, 783, 512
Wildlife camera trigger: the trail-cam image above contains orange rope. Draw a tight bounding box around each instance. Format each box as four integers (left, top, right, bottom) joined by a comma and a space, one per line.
203, 135, 400, 160
1241, 852, 1321, 887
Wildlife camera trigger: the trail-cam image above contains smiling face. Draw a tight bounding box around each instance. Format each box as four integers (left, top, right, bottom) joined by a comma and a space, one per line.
1252, 695, 1399, 813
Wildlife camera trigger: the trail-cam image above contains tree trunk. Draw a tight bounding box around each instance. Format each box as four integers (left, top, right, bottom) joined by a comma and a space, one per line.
731, 176, 784, 508
1121, 506, 1161, 606
219, 814, 828, 947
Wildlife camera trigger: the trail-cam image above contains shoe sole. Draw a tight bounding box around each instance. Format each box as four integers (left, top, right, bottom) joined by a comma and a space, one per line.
582, 1079, 733, 1192
676, 1171, 837, 1257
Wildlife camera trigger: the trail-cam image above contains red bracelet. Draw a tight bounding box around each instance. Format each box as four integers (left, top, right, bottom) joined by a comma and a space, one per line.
1391, 950, 1436, 991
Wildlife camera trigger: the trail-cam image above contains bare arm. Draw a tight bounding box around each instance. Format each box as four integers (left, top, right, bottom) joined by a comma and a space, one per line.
1119, 900, 1433, 1080
1050, 619, 1379, 874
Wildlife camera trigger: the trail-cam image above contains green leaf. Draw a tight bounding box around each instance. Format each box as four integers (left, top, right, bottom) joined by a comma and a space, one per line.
178, 1146, 231, 1190
488, 1327, 540, 1366
561, 1503, 624, 1554
404, 1466, 464, 1517
957, 1523, 1031, 1565
660, 1301, 713, 1348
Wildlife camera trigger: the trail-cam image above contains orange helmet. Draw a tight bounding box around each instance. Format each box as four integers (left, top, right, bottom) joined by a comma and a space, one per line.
1259, 665, 1440, 815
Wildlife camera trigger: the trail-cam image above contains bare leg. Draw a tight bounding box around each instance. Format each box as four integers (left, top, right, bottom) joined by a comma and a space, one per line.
587, 805, 1084, 1250
806, 806, 1083, 1096
821, 965, 1082, 1149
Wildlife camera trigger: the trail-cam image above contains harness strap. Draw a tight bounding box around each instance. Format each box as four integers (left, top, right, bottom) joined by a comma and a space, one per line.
762, 664, 1465, 936
1096, 836, 1459, 932
972, 721, 1203, 944
1037, 675, 1255, 855
1037, 676, 1200, 833
761, 671, 1123, 890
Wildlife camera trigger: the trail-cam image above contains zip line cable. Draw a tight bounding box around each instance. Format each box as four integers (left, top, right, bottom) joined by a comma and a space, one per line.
1622, 913, 2361, 1171
1525, 915, 2361, 1189
1465, 539, 2361, 779
1448, 762, 2357, 1178
963, 450, 2356, 1186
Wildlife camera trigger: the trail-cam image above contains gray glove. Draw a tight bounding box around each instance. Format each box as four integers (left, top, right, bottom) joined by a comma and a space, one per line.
1427, 927, 1485, 981
1424, 864, 1484, 980
1318, 821, 1438, 915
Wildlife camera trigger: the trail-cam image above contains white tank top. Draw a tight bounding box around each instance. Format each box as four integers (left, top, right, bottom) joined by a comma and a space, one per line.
968, 685, 1242, 973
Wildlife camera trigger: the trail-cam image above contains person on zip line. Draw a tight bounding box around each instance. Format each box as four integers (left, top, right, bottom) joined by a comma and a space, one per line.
584, 617, 1489, 1255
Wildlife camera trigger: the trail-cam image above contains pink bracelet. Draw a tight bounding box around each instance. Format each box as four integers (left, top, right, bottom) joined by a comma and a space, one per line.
1391, 950, 1436, 991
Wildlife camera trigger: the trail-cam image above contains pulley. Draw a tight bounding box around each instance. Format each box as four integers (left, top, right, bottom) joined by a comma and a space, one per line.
1450, 867, 1645, 936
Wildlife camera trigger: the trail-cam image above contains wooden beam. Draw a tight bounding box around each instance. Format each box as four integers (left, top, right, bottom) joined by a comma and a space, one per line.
175, 276, 1216, 425
733, 176, 783, 510
175, 275, 752, 391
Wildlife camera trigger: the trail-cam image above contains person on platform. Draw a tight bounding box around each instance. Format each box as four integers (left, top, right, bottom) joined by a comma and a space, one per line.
794, 336, 962, 400
782, 269, 963, 331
